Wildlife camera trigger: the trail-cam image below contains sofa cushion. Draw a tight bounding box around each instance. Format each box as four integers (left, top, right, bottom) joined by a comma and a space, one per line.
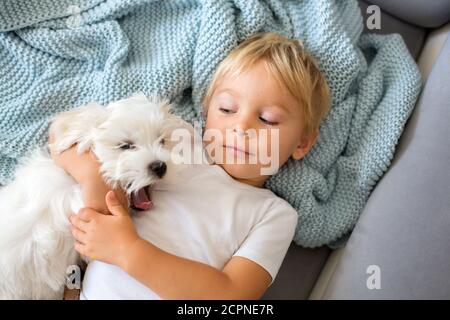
262, 244, 330, 299
366, 0, 450, 28
359, 0, 426, 60
322, 34, 450, 299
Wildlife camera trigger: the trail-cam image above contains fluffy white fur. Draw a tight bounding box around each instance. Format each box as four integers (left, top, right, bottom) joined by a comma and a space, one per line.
0, 93, 188, 299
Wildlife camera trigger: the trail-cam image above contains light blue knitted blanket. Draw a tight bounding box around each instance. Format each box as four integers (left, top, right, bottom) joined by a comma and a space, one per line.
0, 0, 421, 248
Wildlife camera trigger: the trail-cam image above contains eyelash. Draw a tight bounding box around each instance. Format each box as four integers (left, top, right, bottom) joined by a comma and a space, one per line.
219, 107, 278, 126
118, 142, 135, 150
117, 136, 164, 151
219, 107, 234, 114
259, 117, 278, 126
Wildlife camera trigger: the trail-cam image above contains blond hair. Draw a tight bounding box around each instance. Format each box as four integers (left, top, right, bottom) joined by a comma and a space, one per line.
202, 32, 331, 137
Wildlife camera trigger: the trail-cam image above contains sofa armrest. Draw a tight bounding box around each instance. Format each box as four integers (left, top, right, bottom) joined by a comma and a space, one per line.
322, 34, 450, 299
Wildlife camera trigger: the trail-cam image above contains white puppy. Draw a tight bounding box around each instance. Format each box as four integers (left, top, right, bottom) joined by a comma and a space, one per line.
0, 93, 188, 299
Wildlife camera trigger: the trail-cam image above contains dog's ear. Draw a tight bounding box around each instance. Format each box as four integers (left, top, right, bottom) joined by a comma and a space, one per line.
49, 102, 108, 155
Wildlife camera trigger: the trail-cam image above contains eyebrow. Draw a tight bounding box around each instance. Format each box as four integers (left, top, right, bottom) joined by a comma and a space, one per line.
268, 102, 290, 114
217, 88, 291, 114
217, 88, 240, 97
261, 100, 291, 115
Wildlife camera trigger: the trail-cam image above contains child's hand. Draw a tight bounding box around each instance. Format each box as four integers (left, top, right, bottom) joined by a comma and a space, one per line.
69, 191, 140, 267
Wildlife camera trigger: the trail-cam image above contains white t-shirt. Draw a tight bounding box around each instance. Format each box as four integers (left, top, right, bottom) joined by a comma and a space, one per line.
80, 163, 298, 300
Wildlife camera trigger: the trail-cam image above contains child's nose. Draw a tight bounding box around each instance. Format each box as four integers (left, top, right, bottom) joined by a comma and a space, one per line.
234, 126, 247, 136
233, 116, 253, 135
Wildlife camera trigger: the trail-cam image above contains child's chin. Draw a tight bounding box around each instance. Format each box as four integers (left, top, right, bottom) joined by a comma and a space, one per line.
219, 163, 262, 180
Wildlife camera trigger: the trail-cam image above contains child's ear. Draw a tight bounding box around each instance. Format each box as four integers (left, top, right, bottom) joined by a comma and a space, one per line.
291, 130, 319, 160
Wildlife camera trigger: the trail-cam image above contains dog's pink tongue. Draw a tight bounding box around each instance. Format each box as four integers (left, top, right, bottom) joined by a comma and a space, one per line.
132, 188, 153, 210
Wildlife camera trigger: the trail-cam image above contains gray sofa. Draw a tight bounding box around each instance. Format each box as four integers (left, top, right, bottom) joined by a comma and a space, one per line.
263, 0, 450, 300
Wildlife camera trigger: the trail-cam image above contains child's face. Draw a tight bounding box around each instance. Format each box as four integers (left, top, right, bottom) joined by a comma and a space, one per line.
204, 60, 318, 187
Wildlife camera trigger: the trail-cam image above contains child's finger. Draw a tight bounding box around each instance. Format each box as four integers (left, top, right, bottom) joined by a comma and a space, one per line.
74, 241, 88, 256
70, 226, 86, 244
77, 207, 96, 222
69, 214, 89, 232
106, 191, 129, 216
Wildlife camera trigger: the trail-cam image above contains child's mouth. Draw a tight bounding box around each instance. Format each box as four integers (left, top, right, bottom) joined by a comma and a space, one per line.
130, 186, 153, 211
223, 145, 252, 156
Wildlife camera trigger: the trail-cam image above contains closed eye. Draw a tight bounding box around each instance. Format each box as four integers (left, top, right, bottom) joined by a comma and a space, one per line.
219, 107, 235, 114
259, 117, 278, 126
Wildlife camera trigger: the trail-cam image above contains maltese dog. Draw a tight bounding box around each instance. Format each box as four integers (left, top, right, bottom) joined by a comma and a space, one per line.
0, 93, 191, 299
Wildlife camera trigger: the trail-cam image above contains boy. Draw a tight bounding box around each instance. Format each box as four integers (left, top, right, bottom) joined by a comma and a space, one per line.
51, 32, 330, 299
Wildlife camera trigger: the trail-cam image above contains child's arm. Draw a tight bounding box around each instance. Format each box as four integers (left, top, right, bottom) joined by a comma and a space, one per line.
70, 191, 272, 300
48, 130, 128, 214
122, 236, 272, 300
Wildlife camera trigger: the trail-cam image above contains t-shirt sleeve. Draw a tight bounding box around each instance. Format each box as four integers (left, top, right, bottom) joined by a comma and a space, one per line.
232, 199, 298, 286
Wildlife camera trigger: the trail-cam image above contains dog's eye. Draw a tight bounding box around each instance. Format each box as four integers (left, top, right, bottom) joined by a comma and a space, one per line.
160, 138, 165, 146
119, 143, 135, 150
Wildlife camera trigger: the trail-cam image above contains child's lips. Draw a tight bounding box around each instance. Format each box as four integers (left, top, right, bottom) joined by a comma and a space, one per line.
223, 145, 253, 156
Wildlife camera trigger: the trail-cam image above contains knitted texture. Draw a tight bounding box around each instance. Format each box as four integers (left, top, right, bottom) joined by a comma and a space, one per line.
0, 0, 421, 248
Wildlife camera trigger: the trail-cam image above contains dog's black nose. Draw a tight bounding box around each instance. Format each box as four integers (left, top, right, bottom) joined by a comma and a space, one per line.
148, 161, 167, 178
